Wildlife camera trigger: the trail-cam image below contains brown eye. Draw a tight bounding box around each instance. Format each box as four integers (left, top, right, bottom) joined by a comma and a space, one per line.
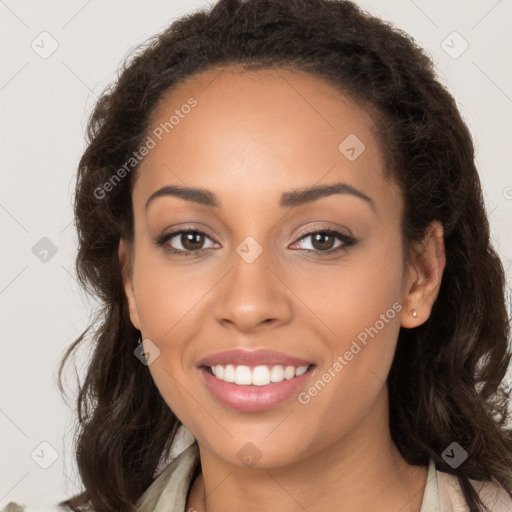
290, 228, 357, 254
156, 229, 218, 256
180, 232, 206, 251
310, 232, 336, 251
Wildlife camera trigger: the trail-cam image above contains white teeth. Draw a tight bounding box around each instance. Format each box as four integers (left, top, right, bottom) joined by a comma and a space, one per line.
234, 365, 252, 385
252, 365, 270, 386
270, 365, 284, 382
284, 366, 295, 380
295, 365, 308, 376
209, 364, 310, 386
224, 364, 235, 382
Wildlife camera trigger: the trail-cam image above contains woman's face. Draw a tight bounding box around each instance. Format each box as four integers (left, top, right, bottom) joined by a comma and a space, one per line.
121, 66, 441, 469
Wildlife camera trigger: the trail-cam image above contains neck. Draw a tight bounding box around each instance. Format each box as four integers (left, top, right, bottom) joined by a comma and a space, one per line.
186, 387, 428, 512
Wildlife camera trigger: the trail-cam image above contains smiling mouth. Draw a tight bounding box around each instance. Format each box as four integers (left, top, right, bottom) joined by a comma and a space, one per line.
198, 362, 316, 412
203, 363, 314, 386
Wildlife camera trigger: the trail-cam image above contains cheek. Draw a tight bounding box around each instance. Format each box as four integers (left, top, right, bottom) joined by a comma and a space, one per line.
301, 232, 405, 399
344, 237, 404, 363
132, 240, 214, 342
131, 246, 208, 422
130, 243, 221, 417
295, 231, 404, 346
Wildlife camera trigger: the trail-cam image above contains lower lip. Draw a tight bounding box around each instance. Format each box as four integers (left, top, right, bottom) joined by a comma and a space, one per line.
199, 366, 315, 412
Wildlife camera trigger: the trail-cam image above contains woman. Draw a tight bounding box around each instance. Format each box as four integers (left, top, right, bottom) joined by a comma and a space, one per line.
8, 0, 512, 511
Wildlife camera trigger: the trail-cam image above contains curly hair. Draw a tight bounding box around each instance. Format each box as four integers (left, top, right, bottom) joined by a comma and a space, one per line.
57, 0, 512, 511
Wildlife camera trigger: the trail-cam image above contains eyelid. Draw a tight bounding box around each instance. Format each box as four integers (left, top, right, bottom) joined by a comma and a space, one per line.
289, 225, 355, 252
155, 226, 218, 249
156, 224, 356, 256
293, 224, 353, 240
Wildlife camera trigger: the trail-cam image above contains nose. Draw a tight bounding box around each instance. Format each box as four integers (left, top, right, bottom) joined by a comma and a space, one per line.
213, 244, 294, 333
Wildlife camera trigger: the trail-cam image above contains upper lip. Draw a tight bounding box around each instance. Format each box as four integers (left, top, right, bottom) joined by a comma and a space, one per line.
197, 349, 313, 368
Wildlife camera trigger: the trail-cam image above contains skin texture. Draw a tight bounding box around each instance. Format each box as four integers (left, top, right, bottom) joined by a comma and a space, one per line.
119, 66, 446, 512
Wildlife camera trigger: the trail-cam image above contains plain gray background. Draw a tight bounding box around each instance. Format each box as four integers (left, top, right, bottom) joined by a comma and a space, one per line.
1, 0, 511, 509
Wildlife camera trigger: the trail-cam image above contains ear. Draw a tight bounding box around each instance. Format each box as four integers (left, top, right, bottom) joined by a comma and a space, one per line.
118, 238, 141, 331
400, 220, 446, 328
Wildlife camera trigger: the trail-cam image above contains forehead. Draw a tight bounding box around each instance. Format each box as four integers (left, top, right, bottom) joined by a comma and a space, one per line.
133, 66, 399, 215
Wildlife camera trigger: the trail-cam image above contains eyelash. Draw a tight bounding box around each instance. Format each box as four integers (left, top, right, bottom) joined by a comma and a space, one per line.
155, 226, 357, 258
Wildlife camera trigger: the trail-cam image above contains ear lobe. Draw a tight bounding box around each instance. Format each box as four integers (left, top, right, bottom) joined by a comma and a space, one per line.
118, 238, 141, 331
400, 221, 446, 328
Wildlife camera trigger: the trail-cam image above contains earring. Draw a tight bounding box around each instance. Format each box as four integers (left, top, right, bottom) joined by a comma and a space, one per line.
411, 309, 417, 318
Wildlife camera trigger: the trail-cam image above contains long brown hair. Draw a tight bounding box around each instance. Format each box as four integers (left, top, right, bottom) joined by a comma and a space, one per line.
58, 1, 512, 511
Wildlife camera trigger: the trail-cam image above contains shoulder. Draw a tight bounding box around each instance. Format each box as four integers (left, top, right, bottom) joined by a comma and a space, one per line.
1, 504, 25, 512
437, 469, 512, 512
135, 442, 200, 512
1, 504, 80, 512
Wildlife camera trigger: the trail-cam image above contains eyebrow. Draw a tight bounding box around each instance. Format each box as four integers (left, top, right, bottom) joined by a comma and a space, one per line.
144, 182, 375, 212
